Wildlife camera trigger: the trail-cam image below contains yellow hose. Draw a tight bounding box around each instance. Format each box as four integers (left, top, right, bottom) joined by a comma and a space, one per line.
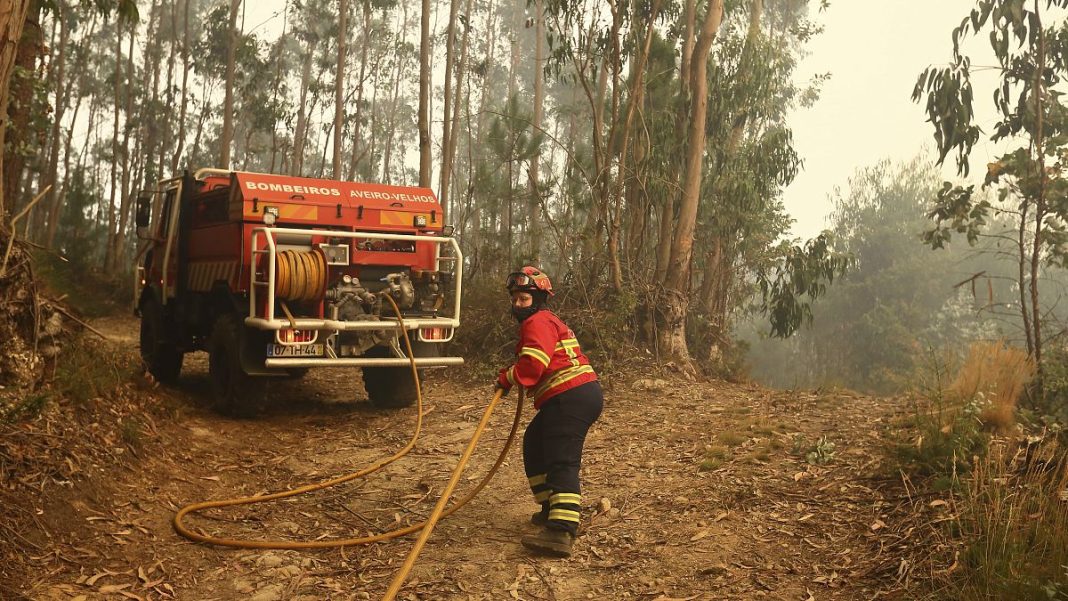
274, 249, 326, 302
173, 293, 523, 586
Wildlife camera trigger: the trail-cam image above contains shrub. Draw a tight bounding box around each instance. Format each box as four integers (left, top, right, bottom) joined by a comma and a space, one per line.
948, 341, 1033, 433
946, 439, 1068, 599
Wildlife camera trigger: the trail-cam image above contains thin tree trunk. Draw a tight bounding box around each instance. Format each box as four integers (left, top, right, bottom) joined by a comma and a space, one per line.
1, 0, 41, 218
443, 0, 471, 223
40, 4, 69, 244
332, 0, 347, 178
105, 19, 122, 270
219, 0, 241, 167
171, 0, 191, 172
438, 0, 459, 213
417, 0, 431, 186
291, 46, 314, 176
347, 0, 371, 180
111, 27, 137, 271
0, 0, 34, 218
527, 0, 545, 264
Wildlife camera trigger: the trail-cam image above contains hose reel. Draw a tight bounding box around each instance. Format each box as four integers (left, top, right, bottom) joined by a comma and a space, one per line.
275, 249, 327, 302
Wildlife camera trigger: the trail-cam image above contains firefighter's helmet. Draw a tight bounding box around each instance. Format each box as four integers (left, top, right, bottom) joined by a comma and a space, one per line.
506, 266, 554, 297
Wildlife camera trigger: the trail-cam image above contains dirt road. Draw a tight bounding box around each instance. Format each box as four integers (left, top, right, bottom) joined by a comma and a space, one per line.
17, 317, 912, 600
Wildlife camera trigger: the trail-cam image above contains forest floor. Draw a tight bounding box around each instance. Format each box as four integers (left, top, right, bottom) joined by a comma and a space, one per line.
9, 316, 930, 601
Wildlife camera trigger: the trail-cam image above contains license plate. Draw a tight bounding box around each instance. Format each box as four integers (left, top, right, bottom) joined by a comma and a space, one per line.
267, 344, 325, 357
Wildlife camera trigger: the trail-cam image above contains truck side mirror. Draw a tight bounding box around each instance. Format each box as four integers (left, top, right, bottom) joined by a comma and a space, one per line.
135, 194, 151, 229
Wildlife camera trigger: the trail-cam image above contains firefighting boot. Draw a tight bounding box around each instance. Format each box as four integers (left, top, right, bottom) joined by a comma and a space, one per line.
530, 503, 549, 526
521, 528, 575, 557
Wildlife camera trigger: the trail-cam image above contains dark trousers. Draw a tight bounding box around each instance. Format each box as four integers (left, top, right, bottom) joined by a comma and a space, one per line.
523, 381, 603, 534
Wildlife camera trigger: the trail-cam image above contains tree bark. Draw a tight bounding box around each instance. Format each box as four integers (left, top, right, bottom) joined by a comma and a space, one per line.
0, 0, 33, 219
441, 0, 471, 222
347, 0, 372, 180
1, 0, 41, 220
332, 0, 347, 178
417, 0, 431, 186
656, 0, 725, 365
291, 44, 314, 176
219, 0, 241, 167
437, 0, 459, 214
171, 0, 191, 172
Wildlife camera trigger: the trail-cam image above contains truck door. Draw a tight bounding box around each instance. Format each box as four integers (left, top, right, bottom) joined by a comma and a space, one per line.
159, 183, 183, 303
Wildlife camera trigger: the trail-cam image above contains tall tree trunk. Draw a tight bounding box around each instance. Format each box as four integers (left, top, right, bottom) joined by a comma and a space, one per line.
1030, 11, 1047, 395
291, 46, 314, 176
332, 0, 347, 178
442, 0, 471, 222
40, 4, 69, 244
0, 0, 34, 219
219, 0, 241, 167
171, 0, 191, 172
45, 7, 84, 246
696, 0, 761, 363
437, 0, 459, 213
105, 20, 122, 270
656, 0, 725, 365
1, 0, 41, 218
111, 27, 137, 271
347, 0, 372, 180
527, 0, 545, 265
654, 0, 696, 282
417, 0, 431, 186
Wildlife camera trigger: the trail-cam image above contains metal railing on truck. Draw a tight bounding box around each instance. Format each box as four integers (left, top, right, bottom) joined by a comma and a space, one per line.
247, 226, 464, 369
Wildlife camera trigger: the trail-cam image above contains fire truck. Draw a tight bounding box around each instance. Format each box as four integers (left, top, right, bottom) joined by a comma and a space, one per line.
134, 169, 462, 413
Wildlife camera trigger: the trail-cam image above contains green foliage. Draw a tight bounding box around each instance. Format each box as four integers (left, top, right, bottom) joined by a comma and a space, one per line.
1039, 343, 1068, 426
756, 232, 851, 339
743, 156, 1027, 394
894, 393, 990, 478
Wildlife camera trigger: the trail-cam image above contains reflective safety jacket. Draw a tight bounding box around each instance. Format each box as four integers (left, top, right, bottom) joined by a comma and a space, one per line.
497, 310, 598, 409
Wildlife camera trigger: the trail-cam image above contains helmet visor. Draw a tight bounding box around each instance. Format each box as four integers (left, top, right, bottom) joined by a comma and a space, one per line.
506, 272, 535, 290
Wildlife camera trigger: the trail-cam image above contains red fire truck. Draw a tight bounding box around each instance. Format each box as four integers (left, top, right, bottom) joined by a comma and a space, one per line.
134, 169, 462, 413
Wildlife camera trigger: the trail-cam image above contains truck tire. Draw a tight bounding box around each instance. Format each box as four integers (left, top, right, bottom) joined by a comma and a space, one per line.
363, 365, 418, 408
362, 340, 442, 408
208, 315, 263, 416
139, 298, 183, 384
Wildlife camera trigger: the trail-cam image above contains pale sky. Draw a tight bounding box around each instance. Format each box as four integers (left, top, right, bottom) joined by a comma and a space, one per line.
784, 1, 1008, 238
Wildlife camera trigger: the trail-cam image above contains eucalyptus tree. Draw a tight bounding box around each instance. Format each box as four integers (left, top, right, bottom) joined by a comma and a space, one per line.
0, 0, 36, 218
219, 0, 242, 167
915, 0, 1068, 396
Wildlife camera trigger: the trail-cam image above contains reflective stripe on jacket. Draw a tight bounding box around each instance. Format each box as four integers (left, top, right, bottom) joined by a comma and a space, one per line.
497, 310, 598, 409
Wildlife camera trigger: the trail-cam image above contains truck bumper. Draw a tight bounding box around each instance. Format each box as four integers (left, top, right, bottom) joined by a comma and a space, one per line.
263, 356, 465, 368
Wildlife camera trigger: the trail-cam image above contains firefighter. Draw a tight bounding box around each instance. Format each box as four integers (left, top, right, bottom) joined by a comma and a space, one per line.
495, 266, 603, 557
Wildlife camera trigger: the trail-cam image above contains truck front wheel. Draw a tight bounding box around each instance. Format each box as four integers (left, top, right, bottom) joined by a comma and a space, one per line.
208, 315, 263, 416
139, 298, 183, 384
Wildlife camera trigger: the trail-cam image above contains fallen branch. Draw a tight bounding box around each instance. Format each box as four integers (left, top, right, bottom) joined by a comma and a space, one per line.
0, 185, 52, 279
45, 301, 112, 342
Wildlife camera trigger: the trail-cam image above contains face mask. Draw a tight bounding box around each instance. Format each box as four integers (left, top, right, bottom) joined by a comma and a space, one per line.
511, 305, 540, 323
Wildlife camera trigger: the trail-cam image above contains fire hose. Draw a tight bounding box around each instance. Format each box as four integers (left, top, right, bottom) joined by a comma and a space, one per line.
173, 294, 522, 600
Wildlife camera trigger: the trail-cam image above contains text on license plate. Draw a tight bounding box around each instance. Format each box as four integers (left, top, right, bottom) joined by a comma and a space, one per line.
267, 344, 325, 357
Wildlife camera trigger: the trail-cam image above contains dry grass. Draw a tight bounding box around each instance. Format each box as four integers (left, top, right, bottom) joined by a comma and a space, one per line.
944, 438, 1068, 599
948, 341, 1033, 432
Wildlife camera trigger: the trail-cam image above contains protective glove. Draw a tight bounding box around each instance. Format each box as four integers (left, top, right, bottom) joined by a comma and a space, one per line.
496, 367, 513, 396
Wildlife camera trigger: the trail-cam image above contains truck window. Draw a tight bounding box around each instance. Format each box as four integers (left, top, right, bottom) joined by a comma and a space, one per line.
158, 187, 177, 238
